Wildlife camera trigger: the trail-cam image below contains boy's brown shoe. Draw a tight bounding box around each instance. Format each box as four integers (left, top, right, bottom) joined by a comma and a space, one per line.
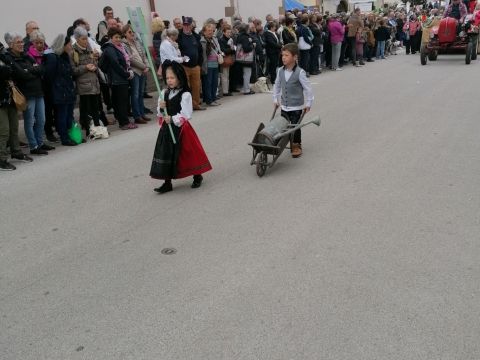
291, 143, 302, 158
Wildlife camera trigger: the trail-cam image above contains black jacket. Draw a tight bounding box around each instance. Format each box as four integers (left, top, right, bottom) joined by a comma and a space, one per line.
249, 32, 265, 60
43, 52, 76, 105
178, 30, 203, 68
0, 50, 13, 108
218, 35, 235, 56
282, 28, 297, 45
375, 26, 390, 42
296, 24, 313, 46
264, 31, 282, 57
236, 32, 255, 53
99, 42, 131, 86
5, 49, 44, 98
309, 24, 323, 47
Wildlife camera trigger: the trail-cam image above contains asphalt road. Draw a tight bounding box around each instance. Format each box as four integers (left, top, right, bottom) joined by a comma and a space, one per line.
1, 52, 480, 360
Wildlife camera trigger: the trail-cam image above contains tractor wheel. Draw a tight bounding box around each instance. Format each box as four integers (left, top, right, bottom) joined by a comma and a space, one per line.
466, 41, 473, 64
428, 51, 438, 61
472, 37, 478, 60
420, 46, 428, 65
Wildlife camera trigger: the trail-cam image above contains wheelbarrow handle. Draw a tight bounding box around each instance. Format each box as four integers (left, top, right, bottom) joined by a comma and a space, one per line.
271, 104, 279, 120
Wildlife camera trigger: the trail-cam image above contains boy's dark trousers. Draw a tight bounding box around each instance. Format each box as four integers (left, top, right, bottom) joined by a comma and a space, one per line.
281, 109, 302, 144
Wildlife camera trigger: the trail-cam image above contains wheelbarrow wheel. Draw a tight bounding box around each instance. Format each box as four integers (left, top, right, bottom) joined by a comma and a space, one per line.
256, 152, 268, 177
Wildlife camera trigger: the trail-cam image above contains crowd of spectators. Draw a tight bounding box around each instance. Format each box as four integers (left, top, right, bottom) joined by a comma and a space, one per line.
1, 2, 477, 171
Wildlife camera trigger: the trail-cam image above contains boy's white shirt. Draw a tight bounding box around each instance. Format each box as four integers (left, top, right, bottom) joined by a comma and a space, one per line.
157, 89, 193, 127
273, 65, 314, 111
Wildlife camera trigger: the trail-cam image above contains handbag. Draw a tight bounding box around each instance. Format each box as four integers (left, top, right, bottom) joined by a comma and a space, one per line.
89, 119, 109, 140
235, 44, 254, 64
212, 41, 224, 65
222, 54, 235, 67
68, 121, 83, 144
8, 81, 27, 112
298, 37, 312, 50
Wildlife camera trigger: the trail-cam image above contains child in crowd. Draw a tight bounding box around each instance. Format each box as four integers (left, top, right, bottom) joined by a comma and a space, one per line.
375, 20, 390, 59
150, 60, 212, 194
272, 43, 314, 158
355, 26, 365, 66
365, 24, 376, 62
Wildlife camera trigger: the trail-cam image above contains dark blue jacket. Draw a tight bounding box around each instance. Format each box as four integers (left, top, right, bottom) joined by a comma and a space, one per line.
296, 24, 313, 46
44, 51, 76, 105
99, 42, 130, 86
374, 26, 390, 42
0, 50, 13, 108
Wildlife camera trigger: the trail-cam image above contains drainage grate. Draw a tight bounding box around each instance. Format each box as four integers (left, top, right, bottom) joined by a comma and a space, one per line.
161, 248, 177, 255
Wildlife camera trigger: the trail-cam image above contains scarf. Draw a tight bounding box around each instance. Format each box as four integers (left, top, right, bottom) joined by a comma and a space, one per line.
288, 27, 297, 42
113, 42, 130, 67
27, 45, 44, 65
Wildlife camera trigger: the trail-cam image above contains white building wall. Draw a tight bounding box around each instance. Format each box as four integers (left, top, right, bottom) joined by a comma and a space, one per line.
0, 0, 150, 45
0, 0, 285, 46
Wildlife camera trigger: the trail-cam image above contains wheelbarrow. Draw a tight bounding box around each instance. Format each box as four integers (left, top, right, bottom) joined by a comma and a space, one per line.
248, 106, 321, 177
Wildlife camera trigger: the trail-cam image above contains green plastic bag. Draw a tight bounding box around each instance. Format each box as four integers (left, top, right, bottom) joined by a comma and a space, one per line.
68, 122, 82, 144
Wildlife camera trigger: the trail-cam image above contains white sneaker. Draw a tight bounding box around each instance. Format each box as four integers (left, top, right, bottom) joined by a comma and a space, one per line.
336, 68, 343, 71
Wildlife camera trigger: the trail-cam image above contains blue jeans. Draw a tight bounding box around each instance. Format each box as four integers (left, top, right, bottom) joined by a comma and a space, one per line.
23, 96, 46, 149
55, 103, 74, 144
202, 67, 219, 104
376, 41, 386, 58
130, 73, 146, 119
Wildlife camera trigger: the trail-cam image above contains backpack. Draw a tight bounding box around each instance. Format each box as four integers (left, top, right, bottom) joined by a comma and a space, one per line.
72, 49, 80, 66
96, 21, 107, 43
98, 54, 107, 72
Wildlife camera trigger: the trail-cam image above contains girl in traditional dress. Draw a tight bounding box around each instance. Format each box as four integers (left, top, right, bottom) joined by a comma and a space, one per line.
150, 60, 212, 194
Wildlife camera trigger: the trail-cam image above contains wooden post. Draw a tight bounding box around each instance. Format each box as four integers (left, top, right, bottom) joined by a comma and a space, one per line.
149, 0, 156, 13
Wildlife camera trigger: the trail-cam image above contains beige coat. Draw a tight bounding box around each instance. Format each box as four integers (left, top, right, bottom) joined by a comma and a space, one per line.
347, 14, 363, 37
71, 43, 100, 95
123, 40, 148, 76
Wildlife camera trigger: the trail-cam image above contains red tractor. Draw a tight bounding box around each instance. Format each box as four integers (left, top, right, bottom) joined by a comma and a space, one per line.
420, 15, 479, 65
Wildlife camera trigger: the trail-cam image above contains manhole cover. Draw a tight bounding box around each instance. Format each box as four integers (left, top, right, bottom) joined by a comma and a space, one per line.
161, 248, 177, 255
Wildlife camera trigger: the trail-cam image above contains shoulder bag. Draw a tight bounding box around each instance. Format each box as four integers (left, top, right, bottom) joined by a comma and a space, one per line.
235, 43, 254, 64
8, 81, 27, 112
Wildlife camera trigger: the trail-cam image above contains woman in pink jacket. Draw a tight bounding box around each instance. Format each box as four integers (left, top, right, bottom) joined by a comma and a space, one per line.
403, 15, 421, 54
328, 14, 345, 71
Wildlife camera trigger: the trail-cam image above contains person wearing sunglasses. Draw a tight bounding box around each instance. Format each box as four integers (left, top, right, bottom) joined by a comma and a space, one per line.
122, 24, 151, 125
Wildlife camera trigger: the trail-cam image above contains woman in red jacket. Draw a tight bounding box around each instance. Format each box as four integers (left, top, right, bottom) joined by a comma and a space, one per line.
403, 15, 421, 54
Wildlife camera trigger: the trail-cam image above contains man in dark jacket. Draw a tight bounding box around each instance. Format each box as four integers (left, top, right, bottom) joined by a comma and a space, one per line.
309, 19, 323, 75
0, 44, 33, 170
252, 20, 266, 80
264, 22, 282, 83
23, 21, 40, 52
296, 15, 313, 75
178, 16, 205, 110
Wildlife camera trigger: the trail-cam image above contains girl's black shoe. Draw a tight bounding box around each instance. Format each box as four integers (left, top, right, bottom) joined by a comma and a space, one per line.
154, 181, 173, 194
191, 175, 203, 189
